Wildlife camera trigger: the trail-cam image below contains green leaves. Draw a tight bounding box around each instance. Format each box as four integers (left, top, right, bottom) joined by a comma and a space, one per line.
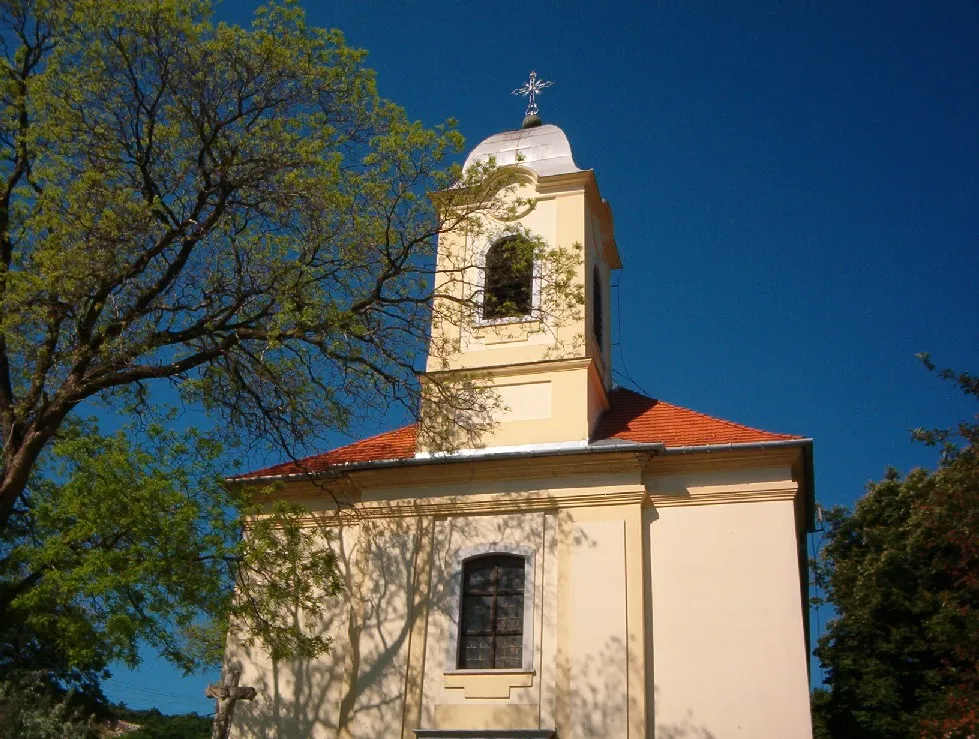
0, 670, 101, 738
813, 364, 979, 738
231, 498, 344, 663
0, 0, 503, 524
1, 418, 343, 674
0, 0, 586, 688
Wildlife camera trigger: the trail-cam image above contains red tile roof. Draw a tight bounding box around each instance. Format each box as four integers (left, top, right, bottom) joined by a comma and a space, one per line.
233, 387, 801, 480
234, 425, 418, 480
594, 387, 802, 447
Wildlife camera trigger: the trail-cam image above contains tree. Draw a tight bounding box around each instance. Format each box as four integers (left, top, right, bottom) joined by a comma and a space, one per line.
2, 418, 348, 678
119, 707, 211, 739
812, 359, 979, 738
0, 669, 100, 738
0, 0, 582, 697
0, 0, 443, 676
0, 0, 574, 528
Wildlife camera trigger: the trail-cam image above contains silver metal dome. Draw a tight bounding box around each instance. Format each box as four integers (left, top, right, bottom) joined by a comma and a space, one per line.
463, 124, 583, 178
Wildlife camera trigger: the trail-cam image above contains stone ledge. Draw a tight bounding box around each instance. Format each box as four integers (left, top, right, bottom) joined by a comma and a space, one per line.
415, 731, 555, 739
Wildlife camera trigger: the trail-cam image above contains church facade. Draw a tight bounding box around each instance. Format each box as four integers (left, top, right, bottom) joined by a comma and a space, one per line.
228, 118, 815, 739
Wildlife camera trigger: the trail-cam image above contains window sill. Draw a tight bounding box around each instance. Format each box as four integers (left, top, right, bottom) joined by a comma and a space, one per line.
475, 313, 537, 328
474, 319, 542, 345
443, 669, 536, 699
416, 731, 554, 739
443, 668, 535, 676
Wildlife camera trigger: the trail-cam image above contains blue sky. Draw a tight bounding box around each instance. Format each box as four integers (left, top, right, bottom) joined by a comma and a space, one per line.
102, 0, 979, 715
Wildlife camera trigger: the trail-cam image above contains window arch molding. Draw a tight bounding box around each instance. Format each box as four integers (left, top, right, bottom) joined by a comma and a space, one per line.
476, 234, 540, 324
444, 542, 536, 673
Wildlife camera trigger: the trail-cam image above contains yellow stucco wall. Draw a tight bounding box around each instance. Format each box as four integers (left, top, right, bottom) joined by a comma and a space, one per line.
427, 182, 589, 374
645, 497, 813, 739
229, 524, 360, 738
227, 451, 813, 738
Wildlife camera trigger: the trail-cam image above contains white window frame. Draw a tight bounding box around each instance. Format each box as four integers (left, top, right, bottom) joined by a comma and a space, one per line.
474, 236, 542, 327
443, 542, 536, 673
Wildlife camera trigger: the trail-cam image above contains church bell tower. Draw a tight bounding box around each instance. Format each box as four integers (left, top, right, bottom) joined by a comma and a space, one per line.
421, 73, 621, 453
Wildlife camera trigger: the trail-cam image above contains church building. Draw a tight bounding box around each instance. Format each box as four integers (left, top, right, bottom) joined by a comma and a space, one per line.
227, 90, 815, 738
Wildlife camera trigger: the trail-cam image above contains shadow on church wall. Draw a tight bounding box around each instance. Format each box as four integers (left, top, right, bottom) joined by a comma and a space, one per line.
229, 495, 581, 738
226, 496, 719, 739
226, 496, 723, 739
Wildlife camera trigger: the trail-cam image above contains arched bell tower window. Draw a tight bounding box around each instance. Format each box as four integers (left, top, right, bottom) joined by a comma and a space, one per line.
482, 236, 533, 321
593, 264, 604, 351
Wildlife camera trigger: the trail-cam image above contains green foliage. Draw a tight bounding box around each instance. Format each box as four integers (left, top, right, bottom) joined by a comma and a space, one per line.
0, 676, 212, 739
810, 689, 833, 739
0, 0, 519, 524
0, 0, 575, 684
1, 418, 343, 675
114, 707, 211, 738
0, 671, 100, 738
0, 0, 583, 691
812, 361, 979, 738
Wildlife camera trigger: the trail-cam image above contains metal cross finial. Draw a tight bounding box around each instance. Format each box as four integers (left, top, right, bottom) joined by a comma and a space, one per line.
512, 71, 554, 117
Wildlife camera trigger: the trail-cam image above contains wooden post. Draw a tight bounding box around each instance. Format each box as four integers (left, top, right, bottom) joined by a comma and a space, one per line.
206, 665, 257, 739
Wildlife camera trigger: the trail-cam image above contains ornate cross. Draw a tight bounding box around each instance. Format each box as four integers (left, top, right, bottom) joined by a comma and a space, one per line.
512, 71, 554, 117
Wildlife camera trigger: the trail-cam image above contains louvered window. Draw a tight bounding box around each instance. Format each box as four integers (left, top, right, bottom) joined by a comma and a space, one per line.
458, 554, 525, 669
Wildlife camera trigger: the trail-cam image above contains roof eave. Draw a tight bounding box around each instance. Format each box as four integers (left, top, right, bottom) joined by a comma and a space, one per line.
229, 437, 814, 485
662, 437, 816, 531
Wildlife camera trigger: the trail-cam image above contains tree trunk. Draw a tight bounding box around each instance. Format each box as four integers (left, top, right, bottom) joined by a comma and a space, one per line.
0, 429, 52, 528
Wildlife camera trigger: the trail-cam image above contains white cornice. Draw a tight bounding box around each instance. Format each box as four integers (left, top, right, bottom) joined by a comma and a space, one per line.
414, 438, 587, 460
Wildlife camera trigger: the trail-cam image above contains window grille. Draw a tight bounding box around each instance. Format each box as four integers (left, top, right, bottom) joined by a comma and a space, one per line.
458, 554, 525, 669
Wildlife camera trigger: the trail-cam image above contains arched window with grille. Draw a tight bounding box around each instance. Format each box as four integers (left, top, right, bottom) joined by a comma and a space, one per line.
593, 264, 604, 350
482, 236, 534, 321
457, 554, 526, 669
